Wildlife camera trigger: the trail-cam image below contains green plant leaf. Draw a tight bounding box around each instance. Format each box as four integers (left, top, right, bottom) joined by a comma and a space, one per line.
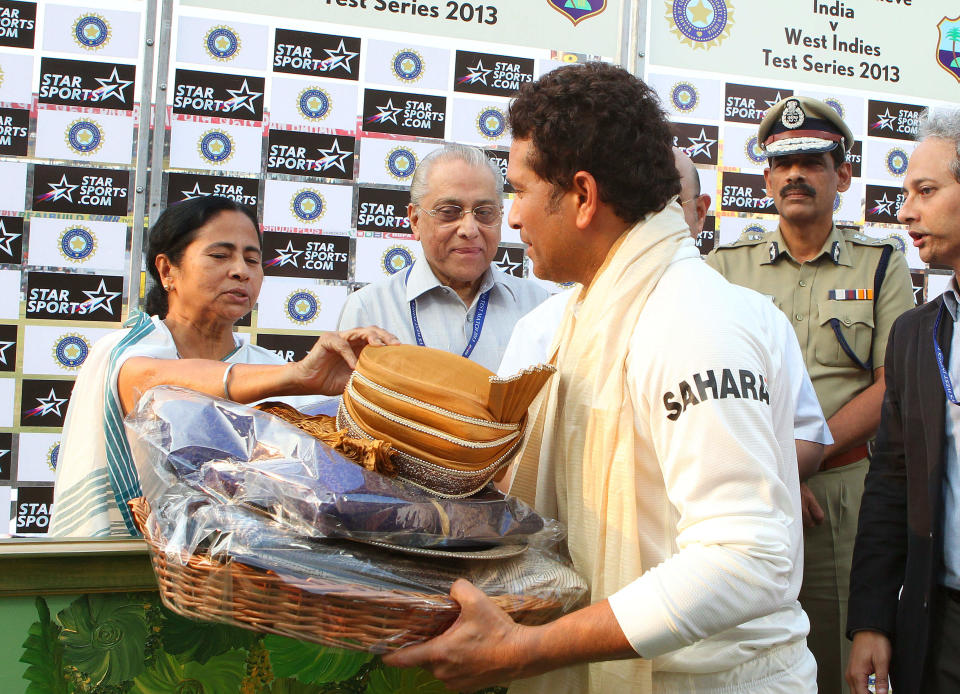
267, 677, 322, 694
159, 608, 256, 664
131, 649, 246, 693
364, 667, 454, 694
58, 594, 150, 685
264, 635, 372, 685
19, 597, 68, 694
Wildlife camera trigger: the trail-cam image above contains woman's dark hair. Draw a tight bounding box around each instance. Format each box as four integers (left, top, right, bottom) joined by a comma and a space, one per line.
144, 196, 259, 317
508, 62, 681, 224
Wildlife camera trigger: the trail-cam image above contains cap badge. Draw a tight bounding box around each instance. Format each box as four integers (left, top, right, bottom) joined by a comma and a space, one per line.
781, 98, 805, 129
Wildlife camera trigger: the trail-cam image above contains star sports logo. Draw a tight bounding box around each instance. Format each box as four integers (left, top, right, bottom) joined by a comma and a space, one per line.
367, 98, 402, 125
92, 67, 132, 102
0, 219, 22, 257
23, 388, 67, 419
458, 60, 491, 86
36, 174, 78, 204
493, 247, 523, 277
683, 128, 717, 159
0, 337, 14, 367
869, 193, 896, 217
319, 39, 358, 73
265, 240, 301, 268
77, 279, 121, 315
871, 108, 897, 131
181, 182, 210, 199
315, 139, 352, 172
223, 79, 261, 114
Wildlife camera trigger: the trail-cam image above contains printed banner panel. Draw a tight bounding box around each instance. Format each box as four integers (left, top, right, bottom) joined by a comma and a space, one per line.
176, 15, 269, 71
26, 217, 128, 272
168, 119, 264, 175
269, 75, 360, 131
41, 5, 142, 59
22, 325, 114, 376
17, 432, 60, 483
353, 236, 421, 284
183, 0, 624, 58
356, 138, 443, 186
0, 51, 35, 104
34, 109, 135, 165
261, 179, 355, 233
256, 278, 349, 332
649, 0, 956, 102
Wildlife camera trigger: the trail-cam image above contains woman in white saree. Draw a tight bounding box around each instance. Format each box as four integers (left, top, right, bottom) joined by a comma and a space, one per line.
50, 196, 395, 537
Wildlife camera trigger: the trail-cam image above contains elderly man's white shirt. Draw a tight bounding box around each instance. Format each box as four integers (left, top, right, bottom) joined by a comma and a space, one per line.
338, 259, 548, 372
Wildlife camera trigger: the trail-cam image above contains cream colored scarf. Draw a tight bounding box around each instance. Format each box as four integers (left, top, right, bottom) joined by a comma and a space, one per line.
509, 201, 689, 694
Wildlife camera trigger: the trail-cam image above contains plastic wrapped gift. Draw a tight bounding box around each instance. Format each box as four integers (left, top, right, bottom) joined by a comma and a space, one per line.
123, 386, 587, 651
126, 386, 563, 550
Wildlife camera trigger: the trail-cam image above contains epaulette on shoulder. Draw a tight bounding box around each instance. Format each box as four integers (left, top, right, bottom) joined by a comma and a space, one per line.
715, 229, 769, 251
840, 226, 893, 247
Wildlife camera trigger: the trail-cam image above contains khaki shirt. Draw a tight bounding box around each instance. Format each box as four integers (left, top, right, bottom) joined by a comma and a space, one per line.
706, 225, 915, 419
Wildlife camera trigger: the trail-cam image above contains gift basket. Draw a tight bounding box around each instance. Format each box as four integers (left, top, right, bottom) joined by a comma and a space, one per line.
126, 348, 583, 652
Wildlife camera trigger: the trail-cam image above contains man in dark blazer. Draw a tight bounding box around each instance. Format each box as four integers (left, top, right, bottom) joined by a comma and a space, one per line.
846, 111, 960, 694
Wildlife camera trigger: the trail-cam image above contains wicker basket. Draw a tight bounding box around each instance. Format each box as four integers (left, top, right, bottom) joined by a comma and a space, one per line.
130, 497, 564, 651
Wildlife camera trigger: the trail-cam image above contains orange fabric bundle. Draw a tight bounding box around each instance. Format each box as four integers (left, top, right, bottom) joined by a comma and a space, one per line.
338, 345, 555, 497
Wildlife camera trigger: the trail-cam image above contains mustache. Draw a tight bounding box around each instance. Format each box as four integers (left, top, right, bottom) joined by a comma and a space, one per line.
780, 183, 816, 197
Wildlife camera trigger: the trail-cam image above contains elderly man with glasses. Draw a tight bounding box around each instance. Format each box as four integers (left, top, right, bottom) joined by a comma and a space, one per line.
338, 143, 548, 371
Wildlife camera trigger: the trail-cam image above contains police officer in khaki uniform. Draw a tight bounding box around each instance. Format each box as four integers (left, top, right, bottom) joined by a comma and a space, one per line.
706, 96, 914, 694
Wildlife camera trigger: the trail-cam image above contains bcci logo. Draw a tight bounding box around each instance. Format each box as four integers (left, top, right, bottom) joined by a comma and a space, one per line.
744, 135, 766, 165
285, 289, 320, 324
47, 442, 60, 472
298, 87, 331, 121
477, 108, 507, 140
885, 148, 909, 177
667, 0, 733, 49
205, 25, 240, 61
546, 1, 607, 26
386, 147, 418, 182
833, 192, 842, 213
290, 189, 325, 223
392, 50, 424, 82
198, 130, 234, 165
743, 223, 767, 241
53, 333, 91, 370
670, 82, 699, 112
73, 14, 110, 50
824, 98, 845, 119
885, 232, 907, 254
59, 226, 96, 262
65, 119, 104, 156
382, 245, 414, 275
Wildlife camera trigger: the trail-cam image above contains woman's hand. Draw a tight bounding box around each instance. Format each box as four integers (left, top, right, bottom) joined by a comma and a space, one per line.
290, 326, 400, 395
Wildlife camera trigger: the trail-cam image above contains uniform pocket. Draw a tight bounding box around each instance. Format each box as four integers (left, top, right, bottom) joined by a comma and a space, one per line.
814, 300, 875, 367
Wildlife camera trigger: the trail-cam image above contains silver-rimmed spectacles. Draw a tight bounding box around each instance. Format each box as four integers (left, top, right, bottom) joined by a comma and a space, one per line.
419, 204, 502, 226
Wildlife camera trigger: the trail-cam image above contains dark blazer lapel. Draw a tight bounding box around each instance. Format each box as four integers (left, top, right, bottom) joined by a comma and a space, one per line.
923, 297, 950, 480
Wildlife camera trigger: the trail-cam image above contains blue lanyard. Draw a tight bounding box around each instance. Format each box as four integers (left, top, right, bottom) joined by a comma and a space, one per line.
406, 265, 491, 359
934, 301, 960, 406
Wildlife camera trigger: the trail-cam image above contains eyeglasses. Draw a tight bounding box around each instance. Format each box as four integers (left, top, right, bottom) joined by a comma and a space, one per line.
419, 204, 502, 226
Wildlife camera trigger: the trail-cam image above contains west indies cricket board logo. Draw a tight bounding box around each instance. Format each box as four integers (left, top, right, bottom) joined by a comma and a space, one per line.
937, 16, 960, 84
667, 0, 733, 49
547, 0, 606, 26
